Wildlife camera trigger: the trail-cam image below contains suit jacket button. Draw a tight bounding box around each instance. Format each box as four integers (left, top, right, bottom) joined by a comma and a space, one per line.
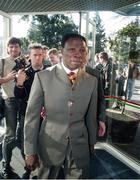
68, 100, 74, 107
70, 113, 73, 116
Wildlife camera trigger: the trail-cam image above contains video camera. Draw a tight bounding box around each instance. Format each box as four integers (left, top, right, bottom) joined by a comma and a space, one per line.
12, 55, 28, 72
12, 55, 31, 81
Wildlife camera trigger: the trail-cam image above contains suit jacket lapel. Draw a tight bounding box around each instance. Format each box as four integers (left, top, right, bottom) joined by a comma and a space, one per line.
55, 63, 87, 87
56, 63, 71, 85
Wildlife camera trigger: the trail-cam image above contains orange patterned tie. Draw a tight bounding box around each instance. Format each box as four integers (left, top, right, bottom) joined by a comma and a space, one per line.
67, 72, 77, 85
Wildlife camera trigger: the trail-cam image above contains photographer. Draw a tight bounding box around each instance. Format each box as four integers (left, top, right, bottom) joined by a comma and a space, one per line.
0, 37, 25, 179
14, 43, 49, 179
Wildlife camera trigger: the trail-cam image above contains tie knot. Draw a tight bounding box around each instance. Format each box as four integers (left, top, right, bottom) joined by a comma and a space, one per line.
68, 71, 75, 76
68, 72, 77, 84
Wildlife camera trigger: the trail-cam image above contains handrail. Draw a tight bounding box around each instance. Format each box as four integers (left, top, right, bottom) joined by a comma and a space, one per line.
105, 95, 140, 109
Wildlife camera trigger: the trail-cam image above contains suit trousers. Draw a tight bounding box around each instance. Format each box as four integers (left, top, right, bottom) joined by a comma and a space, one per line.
38, 141, 90, 179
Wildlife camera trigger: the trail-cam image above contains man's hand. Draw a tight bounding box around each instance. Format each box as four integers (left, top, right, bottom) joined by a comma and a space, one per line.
5, 70, 17, 82
98, 121, 106, 137
16, 69, 26, 86
25, 154, 39, 171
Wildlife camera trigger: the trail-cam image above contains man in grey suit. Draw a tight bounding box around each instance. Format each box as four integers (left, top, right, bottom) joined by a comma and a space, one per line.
24, 33, 98, 179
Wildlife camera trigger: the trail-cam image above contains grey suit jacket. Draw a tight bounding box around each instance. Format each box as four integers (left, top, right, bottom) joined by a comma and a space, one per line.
24, 63, 97, 168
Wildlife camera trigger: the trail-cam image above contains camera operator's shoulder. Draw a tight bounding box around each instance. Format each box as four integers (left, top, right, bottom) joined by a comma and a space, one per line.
0, 57, 10, 68
0, 57, 9, 63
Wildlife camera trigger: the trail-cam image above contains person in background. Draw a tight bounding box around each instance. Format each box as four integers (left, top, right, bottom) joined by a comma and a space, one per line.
86, 65, 106, 137
86, 52, 106, 137
94, 53, 99, 65
98, 52, 112, 97
114, 68, 126, 109
24, 33, 98, 179
0, 37, 24, 179
110, 58, 118, 96
125, 51, 139, 100
42, 45, 52, 67
86, 52, 106, 138
48, 48, 60, 65
14, 43, 50, 179
93, 53, 101, 69
93, 53, 103, 72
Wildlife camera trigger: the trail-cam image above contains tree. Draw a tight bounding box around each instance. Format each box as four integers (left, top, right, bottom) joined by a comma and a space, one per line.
95, 12, 107, 53
108, 18, 140, 64
108, 35, 130, 64
25, 14, 78, 49
20, 37, 30, 54
88, 12, 106, 53
118, 17, 140, 51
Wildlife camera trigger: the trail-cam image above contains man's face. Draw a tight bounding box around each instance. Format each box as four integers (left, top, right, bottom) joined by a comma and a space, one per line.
99, 56, 104, 64
7, 43, 21, 58
49, 53, 60, 65
43, 49, 49, 59
61, 38, 88, 70
30, 48, 43, 66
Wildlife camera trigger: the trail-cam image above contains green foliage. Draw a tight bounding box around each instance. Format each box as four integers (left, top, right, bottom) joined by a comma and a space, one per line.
26, 14, 78, 48
88, 13, 107, 53
20, 37, 30, 54
95, 13, 107, 53
20, 15, 30, 22
118, 19, 140, 51
108, 36, 130, 63
108, 18, 140, 64
118, 21, 140, 37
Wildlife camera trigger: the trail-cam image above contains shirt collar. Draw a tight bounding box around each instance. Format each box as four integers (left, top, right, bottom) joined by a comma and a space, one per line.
32, 64, 44, 71
61, 61, 78, 74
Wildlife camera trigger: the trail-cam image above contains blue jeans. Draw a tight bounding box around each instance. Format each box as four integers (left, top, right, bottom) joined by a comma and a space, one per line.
126, 79, 135, 100
2, 97, 20, 166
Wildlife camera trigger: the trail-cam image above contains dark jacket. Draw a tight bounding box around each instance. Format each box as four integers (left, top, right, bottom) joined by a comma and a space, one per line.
95, 62, 112, 95
14, 65, 48, 114
86, 66, 106, 122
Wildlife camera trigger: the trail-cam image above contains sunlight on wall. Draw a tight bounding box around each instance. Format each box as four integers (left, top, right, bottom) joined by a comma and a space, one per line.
12, 15, 30, 37
0, 15, 3, 36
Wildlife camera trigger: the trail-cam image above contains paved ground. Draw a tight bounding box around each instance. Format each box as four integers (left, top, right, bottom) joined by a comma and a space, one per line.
0, 144, 140, 179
